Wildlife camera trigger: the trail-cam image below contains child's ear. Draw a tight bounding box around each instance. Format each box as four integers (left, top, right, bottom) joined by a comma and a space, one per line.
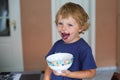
78, 29, 82, 33
78, 26, 83, 33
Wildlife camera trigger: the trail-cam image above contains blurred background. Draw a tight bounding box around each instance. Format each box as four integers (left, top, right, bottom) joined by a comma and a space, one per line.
0, 0, 120, 78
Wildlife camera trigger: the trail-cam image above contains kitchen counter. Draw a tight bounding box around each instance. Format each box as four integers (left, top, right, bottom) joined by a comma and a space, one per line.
0, 71, 44, 80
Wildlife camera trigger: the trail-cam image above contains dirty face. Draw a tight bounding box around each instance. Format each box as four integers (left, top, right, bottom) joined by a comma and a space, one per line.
57, 16, 82, 43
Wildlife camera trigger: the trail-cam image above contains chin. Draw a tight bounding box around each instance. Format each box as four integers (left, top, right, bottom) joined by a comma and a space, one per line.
62, 39, 72, 43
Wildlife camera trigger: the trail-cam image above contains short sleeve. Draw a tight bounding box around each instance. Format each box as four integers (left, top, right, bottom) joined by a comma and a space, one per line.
80, 47, 97, 70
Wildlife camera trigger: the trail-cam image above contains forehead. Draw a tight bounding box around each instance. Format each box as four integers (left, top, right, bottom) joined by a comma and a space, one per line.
58, 15, 75, 20
58, 15, 78, 24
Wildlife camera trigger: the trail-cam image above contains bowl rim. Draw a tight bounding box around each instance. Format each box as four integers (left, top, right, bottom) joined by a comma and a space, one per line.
46, 53, 73, 62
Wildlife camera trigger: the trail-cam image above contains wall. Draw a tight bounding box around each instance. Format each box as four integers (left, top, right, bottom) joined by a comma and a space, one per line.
117, 0, 120, 70
20, 0, 117, 71
20, 0, 51, 71
96, 0, 117, 67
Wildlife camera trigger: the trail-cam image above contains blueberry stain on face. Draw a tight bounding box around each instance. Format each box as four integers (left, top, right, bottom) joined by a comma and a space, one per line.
61, 33, 70, 40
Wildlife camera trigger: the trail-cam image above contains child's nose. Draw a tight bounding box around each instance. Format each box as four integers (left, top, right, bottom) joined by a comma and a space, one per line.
61, 25, 67, 31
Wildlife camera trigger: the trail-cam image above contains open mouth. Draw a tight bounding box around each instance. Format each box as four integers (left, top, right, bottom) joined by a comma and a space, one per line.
61, 33, 70, 40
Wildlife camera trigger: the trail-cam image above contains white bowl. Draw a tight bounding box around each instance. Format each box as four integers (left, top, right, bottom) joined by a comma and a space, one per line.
46, 53, 73, 73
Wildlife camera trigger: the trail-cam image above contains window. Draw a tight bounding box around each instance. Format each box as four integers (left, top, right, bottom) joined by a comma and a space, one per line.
0, 0, 10, 36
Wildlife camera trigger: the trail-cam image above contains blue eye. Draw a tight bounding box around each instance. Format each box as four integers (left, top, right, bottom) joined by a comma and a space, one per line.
68, 24, 73, 27
58, 22, 63, 26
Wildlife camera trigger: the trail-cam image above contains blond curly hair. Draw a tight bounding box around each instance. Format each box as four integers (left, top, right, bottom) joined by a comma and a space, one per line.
55, 2, 89, 34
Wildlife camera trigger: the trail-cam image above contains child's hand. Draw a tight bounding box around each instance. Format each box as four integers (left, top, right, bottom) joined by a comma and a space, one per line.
53, 70, 71, 77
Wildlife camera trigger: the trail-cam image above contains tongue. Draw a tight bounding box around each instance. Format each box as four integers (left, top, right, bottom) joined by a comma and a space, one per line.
61, 33, 70, 40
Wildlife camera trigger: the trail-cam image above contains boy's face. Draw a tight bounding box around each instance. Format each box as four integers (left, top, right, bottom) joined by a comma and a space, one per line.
57, 16, 82, 43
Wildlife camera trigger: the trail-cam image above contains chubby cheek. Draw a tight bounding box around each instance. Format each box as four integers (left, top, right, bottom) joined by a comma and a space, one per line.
57, 26, 63, 32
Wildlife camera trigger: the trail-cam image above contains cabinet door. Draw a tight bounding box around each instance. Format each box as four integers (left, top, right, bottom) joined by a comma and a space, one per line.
0, 0, 23, 72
